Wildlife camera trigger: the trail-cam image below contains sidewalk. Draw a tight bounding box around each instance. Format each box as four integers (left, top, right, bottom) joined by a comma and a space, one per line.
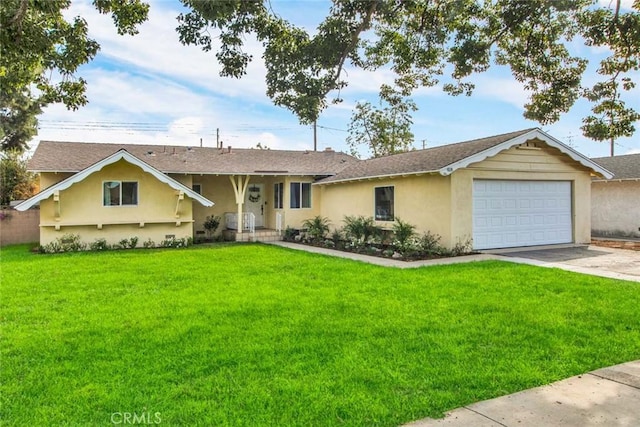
404, 361, 640, 427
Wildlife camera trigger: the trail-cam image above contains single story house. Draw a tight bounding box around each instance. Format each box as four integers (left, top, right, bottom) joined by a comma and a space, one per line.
16, 128, 612, 250
590, 153, 640, 239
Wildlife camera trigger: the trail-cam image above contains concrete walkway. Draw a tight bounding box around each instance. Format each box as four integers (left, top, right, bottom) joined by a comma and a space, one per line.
270, 242, 640, 282
404, 361, 640, 427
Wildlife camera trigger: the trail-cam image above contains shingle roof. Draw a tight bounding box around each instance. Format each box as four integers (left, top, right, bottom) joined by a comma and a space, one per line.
28, 141, 358, 176
591, 153, 640, 180
317, 128, 536, 184
16, 150, 214, 211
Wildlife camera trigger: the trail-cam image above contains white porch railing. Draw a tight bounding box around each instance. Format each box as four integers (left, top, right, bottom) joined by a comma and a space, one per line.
275, 211, 283, 235
225, 212, 255, 236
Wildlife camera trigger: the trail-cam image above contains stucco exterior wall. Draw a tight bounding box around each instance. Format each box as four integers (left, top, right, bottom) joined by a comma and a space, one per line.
592, 180, 640, 238
39, 172, 74, 190
318, 143, 595, 249
38, 160, 196, 246
318, 174, 453, 245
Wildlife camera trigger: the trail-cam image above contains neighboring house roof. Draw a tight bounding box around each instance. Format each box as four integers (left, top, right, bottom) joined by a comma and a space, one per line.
15, 150, 214, 211
28, 141, 357, 176
591, 153, 640, 181
317, 128, 613, 184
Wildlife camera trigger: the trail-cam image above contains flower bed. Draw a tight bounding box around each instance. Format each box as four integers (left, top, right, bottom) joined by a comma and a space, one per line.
285, 215, 475, 261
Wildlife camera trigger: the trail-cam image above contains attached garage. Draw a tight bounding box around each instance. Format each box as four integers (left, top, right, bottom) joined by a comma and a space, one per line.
316, 128, 612, 251
472, 180, 572, 250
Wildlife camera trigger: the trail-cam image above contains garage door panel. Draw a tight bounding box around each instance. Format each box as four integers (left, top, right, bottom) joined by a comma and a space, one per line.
473, 180, 572, 250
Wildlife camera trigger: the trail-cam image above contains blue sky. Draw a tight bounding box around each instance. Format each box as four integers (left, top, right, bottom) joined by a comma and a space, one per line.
34, 0, 640, 158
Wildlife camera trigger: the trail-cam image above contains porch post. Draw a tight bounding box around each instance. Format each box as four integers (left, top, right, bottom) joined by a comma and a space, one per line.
229, 175, 251, 235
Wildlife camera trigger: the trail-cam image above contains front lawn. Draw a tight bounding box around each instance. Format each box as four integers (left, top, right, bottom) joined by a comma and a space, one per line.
1, 244, 638, 426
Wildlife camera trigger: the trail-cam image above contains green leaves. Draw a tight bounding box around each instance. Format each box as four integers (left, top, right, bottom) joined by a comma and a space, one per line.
579, 4, 640, 155
347, 86, 416, 158
0, 0, 149, 153
177, 0, 640, 153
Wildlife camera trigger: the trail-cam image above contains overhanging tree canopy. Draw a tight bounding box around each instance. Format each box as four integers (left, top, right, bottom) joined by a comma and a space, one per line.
0, 0, 149, 153
177, 0, 640, 155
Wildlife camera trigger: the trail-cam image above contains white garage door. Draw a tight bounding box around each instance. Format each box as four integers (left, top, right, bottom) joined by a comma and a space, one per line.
473, 180, 572, 250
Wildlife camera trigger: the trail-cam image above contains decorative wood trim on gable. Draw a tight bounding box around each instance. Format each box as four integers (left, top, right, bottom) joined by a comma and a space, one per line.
438, 129, 613, 179
14, 150, 214, 211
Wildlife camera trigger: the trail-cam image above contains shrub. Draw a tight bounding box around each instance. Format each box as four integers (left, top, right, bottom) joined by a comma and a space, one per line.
418, 231, 443, 255
160, 237, 191, 248
392, 218, 417, 254
283, 226, 298, 241
116, 237, 139, 249
343, 215, 381, 248
143, 238, 156, 249
90, 238, 110, 251
203, 215, 221, 238
449, 237, 473, 257
39, 234, 86, 253
302, 216, 331, 243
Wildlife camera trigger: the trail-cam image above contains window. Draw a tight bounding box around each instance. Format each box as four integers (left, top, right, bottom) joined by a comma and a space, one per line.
192, 183, 202, 195
290, 182, 311, 209
274, 182, 283, 209
375, 186, 394, 221
103, 181, 138, 206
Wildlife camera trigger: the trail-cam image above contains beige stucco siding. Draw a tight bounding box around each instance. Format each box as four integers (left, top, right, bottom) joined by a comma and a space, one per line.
592, 180, 640, 238
40, 172, 74, 190
319, 175, 453, 245
319, 143, 595, 249
38, 159, 195, 246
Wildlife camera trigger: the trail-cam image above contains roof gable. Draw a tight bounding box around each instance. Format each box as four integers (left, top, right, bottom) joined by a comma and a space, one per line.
15, 150, 214, 211
317, 128, 612, 184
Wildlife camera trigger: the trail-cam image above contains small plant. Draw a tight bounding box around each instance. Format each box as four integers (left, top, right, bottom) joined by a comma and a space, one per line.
283, 226, 298, 241
392, 218, 417, 254
40, 234, 86, 253
117, 236, 139, 249
449, 237, 473, 257
203, 215, 221, 239
90, 238, 110, 251
343, 215, 382, 249
143, 238, 156, 249
418, 231, 443, 255
160, 237, 191, 248
302, 216, 331, 243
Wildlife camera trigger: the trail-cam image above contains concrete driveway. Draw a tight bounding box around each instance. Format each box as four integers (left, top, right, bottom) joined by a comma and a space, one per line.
487, 245, 640, 282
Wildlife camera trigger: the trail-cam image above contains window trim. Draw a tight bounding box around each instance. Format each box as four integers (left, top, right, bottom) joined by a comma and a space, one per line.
289, 181, 311, 209
374, 185, 394, 221
103, 180, 139, 207
274, 182, 284, 209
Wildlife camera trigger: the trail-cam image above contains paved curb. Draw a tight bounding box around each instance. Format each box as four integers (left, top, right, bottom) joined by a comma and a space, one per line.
404, 361, 640, 427
268, 241, 500, 269
268, 241, 640, 282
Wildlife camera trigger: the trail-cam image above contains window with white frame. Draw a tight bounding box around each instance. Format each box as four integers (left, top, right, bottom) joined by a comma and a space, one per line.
274, 182, 283, 209
374, 186, 394, 221
103, 181, 138, 206
290, 182, 311, 209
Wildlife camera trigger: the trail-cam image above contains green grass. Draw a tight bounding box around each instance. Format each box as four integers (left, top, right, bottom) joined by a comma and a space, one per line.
1, 243, 639, 426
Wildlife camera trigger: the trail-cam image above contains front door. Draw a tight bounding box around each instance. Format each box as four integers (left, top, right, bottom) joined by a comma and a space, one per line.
244, 183, 265, 227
